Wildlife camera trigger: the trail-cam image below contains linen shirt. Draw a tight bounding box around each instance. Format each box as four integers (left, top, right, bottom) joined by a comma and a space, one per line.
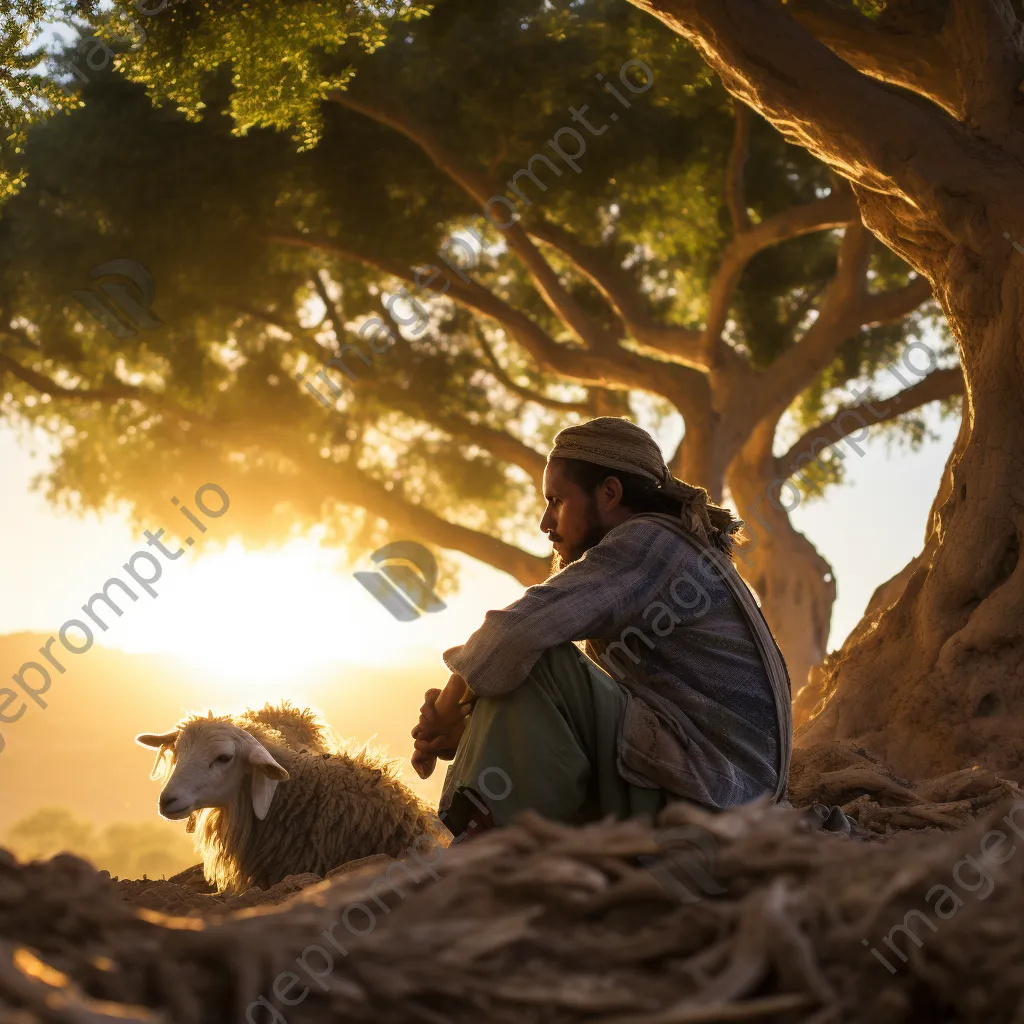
443, 516, 781, 808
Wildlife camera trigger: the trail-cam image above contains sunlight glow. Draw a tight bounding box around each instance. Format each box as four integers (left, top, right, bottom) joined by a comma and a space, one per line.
112, 539, 431, 686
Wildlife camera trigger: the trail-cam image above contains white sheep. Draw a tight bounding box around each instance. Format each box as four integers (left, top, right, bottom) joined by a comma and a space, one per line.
136, 702, 447, 894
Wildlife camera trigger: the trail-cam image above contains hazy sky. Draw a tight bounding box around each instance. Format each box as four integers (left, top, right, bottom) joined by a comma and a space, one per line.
0, 407, 959, 696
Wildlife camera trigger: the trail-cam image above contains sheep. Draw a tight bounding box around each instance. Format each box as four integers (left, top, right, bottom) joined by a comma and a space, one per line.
235, 701, 335, 755
136, 701, 447, 894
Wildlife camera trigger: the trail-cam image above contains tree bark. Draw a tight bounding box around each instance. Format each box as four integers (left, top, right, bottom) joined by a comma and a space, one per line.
799, 263, 1024, 775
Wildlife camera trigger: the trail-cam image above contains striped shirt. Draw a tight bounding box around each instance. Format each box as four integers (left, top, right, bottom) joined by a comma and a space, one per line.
444, 516, 781, 808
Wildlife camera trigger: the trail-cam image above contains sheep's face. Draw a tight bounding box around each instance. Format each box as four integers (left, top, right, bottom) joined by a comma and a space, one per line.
136, 722, 289, 821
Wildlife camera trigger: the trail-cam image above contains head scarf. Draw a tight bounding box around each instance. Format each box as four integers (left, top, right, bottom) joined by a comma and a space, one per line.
548, 416, 744, 555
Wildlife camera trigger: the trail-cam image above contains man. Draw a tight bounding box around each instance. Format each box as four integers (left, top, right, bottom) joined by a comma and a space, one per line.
411, 417, 793, 837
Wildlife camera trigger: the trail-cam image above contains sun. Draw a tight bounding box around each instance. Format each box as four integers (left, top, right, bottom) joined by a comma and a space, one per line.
110, 538, 429, 696
100, 529, 527, 709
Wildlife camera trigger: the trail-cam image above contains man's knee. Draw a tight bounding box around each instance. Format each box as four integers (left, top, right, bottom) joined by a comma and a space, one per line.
529, 643, 622, 702
533, 641, 587, 672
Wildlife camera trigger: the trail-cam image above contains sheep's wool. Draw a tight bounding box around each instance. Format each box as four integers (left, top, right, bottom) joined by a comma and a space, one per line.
174, 704, 443, 894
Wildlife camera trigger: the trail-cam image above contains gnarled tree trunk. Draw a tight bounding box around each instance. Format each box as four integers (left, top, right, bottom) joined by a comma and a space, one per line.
728, 422, 836, 697
800, 256, 1024, 775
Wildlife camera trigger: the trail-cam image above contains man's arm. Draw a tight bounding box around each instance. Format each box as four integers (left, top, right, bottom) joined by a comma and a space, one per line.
410, 520, 705, 778
445, 518, 698, 697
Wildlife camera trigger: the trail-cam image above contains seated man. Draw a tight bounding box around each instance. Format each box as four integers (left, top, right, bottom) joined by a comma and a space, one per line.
411, 416, 793, 837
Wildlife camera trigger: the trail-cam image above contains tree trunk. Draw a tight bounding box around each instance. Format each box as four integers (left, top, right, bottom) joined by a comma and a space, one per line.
621, 0, 1024, 778
792, 548, 926, 732
799, 258, 1024, 777
727, 422, 836, 697
670, 408, 727, 503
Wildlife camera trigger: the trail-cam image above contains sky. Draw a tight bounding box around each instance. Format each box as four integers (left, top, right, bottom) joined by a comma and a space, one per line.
0, 404, 959, 701
0, 422, 522, 695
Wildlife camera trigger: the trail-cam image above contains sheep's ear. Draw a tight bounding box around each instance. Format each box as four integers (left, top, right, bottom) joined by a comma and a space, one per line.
251, 772, 280, 820
136, 730, 179, 748
242, 735, 288, 820
137, 731, 179, 779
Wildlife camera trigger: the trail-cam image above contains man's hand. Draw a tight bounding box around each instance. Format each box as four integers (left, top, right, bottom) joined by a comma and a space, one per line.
411, 676, 473, 779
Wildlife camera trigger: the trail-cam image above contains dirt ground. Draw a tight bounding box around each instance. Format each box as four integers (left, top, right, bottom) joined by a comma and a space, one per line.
2, 741, 1022, 1023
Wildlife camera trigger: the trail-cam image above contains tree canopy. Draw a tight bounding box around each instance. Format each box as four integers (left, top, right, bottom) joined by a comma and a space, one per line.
0, 0, 960, 687
0, 0, 78, 200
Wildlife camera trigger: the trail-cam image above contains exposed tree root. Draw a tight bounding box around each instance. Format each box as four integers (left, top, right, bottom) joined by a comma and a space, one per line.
2, 754, 1024, 1023
788, 742, 1019, 834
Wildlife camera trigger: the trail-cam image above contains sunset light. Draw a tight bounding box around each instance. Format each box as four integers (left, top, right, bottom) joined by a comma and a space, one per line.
4, 1, 1007, 1015
99, 536, 522, 703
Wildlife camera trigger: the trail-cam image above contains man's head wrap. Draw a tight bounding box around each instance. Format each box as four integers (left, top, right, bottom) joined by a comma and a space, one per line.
548, 416, 744, 555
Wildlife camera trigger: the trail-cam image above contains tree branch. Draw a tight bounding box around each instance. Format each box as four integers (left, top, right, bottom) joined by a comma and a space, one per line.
780, 281, 828, 337
1, 349, 551, 585
857, 274, 933, 325
701, 186, 860, 363
473, 326, 593, 414
326, 90, 618, 350
357, 372, 548, 488
315, 454, 550, 585
777, 366, 964, 480
233, 304, 334, 363
531, 147, 856, 382
0, 352, 204, 427
311, 271, 347, 355
527, 219, 705, 363
735, 220, 874, 433
942, 0, 1024, 143
267, 231, 713, 418
726, 252, 931, 448
726, 103, 752, 234
268, 231, 567, 367
627, 0, 998, 254
787, 0, 959, 115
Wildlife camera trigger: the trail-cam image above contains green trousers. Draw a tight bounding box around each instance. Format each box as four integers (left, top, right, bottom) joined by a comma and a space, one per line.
438, 642, 668, 835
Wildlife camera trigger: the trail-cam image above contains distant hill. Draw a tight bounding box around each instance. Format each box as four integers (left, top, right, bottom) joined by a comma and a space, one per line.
0, 632, 445, 834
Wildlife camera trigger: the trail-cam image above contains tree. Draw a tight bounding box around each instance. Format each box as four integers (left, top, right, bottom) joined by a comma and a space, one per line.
623, 0, 1024, 777
0, 0, 426, 201
6, 806, 98, 861
0, 0, 78, 200
0, 0, 958, 691
4, 807, 194, 877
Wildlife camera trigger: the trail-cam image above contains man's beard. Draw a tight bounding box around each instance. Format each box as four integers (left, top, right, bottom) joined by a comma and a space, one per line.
548, 512, 607, 577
